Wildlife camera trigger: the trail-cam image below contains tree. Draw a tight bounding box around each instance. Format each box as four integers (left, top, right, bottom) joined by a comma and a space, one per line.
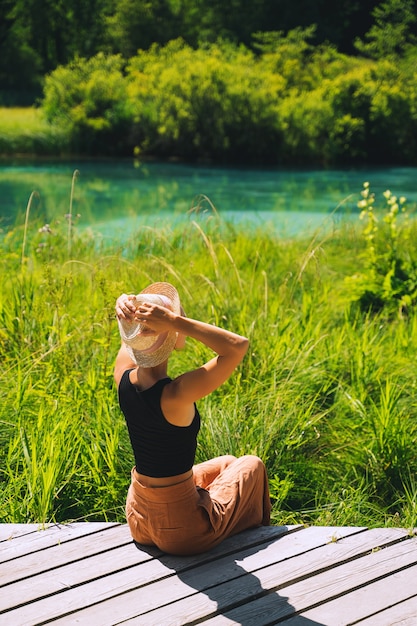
260, 0, 380, 54
355, 0, 417, 59
0, 0, 42, 103
105, 0, 179, 57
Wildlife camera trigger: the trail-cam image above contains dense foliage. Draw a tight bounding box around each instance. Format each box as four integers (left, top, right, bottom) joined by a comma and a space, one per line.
1, 0, 416, 102
1, 0, 417, 164
40, 34, 417, 164
1, 178, 417, 529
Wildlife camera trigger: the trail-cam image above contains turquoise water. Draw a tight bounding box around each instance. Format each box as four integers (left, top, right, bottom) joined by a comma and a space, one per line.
1, 159, 417, 240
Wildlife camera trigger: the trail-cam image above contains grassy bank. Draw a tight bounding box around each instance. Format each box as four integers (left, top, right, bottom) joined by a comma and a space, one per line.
1, 182, 417, 530
0, 107, 68, 156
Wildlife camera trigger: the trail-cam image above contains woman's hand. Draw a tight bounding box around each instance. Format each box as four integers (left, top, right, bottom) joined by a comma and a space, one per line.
134, 301, 175, 333
115, 294, 137, 320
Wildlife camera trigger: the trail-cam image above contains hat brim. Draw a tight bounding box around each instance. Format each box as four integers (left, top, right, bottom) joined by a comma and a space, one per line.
118, 282, 181, 368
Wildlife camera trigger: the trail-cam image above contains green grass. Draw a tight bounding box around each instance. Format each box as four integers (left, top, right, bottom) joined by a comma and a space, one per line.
1, 182, 417, 532
0, 107, 68, 156
0, 108, 45, 133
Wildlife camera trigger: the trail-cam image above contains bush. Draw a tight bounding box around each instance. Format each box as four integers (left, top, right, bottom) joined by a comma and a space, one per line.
42, 53, 133, 155
367, 60, 417, 163
127, 39, 285, 162
37, 38, 417, 164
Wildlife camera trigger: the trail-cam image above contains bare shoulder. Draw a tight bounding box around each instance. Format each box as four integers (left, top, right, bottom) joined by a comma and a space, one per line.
161, 378, 196, 426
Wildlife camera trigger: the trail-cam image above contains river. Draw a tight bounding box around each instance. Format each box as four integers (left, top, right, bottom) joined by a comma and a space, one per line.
1, 159, 417, 241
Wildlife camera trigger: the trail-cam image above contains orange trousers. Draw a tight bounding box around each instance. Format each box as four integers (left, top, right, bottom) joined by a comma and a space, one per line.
125, 454, 271, 555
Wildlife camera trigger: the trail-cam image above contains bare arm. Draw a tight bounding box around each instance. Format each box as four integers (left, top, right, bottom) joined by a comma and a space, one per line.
114, 342, 137, 386
113, 294, 139, 386
134, 300, 249, 404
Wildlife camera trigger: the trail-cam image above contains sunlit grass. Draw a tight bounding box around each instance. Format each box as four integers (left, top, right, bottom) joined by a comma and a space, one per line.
0, 107, 67, 155
0, 107, 45, 134
1, 184, 417, 531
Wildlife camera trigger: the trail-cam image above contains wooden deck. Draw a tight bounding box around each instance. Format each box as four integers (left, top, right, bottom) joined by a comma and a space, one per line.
1, 522, 417, 625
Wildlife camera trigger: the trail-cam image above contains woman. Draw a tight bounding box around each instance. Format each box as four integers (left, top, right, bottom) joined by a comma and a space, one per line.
114, 281, 271, 556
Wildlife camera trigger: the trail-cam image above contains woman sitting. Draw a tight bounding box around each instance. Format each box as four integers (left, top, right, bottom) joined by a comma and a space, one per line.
114, 281, 271, 556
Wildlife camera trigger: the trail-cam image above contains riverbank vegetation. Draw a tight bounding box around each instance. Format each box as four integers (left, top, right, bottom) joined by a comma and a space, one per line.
0, 107, 67, 157
1, 0, 417, 165
40, 34, 417, 165
1, 180, 417, 529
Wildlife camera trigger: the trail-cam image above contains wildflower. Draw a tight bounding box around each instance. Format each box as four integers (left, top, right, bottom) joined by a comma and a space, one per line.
38, 224, 52, 233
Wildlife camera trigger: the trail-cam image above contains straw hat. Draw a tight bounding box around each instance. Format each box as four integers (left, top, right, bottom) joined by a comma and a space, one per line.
118, 282, 181, 367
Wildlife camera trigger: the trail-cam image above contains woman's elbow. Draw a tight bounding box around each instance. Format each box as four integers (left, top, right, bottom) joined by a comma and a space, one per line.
235, 335, 249, 356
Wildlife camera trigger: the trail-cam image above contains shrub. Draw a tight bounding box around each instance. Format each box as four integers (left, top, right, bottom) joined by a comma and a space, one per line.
42, 53, 133, 155
367, 60, 417, 163
127, 39, 285, 162
37, 38, 417, 164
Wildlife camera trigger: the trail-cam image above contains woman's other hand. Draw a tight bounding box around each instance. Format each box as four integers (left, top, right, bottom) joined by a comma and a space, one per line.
116, 294, 137, 320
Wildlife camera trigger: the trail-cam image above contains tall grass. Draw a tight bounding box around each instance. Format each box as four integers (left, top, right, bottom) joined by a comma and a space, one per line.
21, 191, 39, 267
1, 185, 417, 531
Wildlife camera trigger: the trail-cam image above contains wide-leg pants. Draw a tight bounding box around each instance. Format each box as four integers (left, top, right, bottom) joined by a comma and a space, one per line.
125, 454, 271, 555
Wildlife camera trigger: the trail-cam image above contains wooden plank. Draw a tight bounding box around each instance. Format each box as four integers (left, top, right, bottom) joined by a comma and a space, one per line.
0, 524, 47, 542
116, 527, 407, 626
0, 526, 298, 625
354, 593, 417, 626
0, 522, 121, 563
1, 523, 414, 626
283, 564, 417, 625
200, 532, 417, 626
0, 523, 298, 562
2, 524, 413, 626
0, 542, 157, 614
0, 528, 148, 608
42, 526, 366, 626
0, 525, 134, 586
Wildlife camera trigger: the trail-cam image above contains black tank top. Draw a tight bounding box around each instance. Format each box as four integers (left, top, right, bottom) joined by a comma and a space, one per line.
118, 370, 201, 477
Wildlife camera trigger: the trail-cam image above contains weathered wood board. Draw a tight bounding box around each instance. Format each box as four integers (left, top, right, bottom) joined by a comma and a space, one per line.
1, 523, 416, 625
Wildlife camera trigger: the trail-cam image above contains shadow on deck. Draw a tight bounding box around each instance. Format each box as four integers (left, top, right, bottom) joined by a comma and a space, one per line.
1, 522, 417, 625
